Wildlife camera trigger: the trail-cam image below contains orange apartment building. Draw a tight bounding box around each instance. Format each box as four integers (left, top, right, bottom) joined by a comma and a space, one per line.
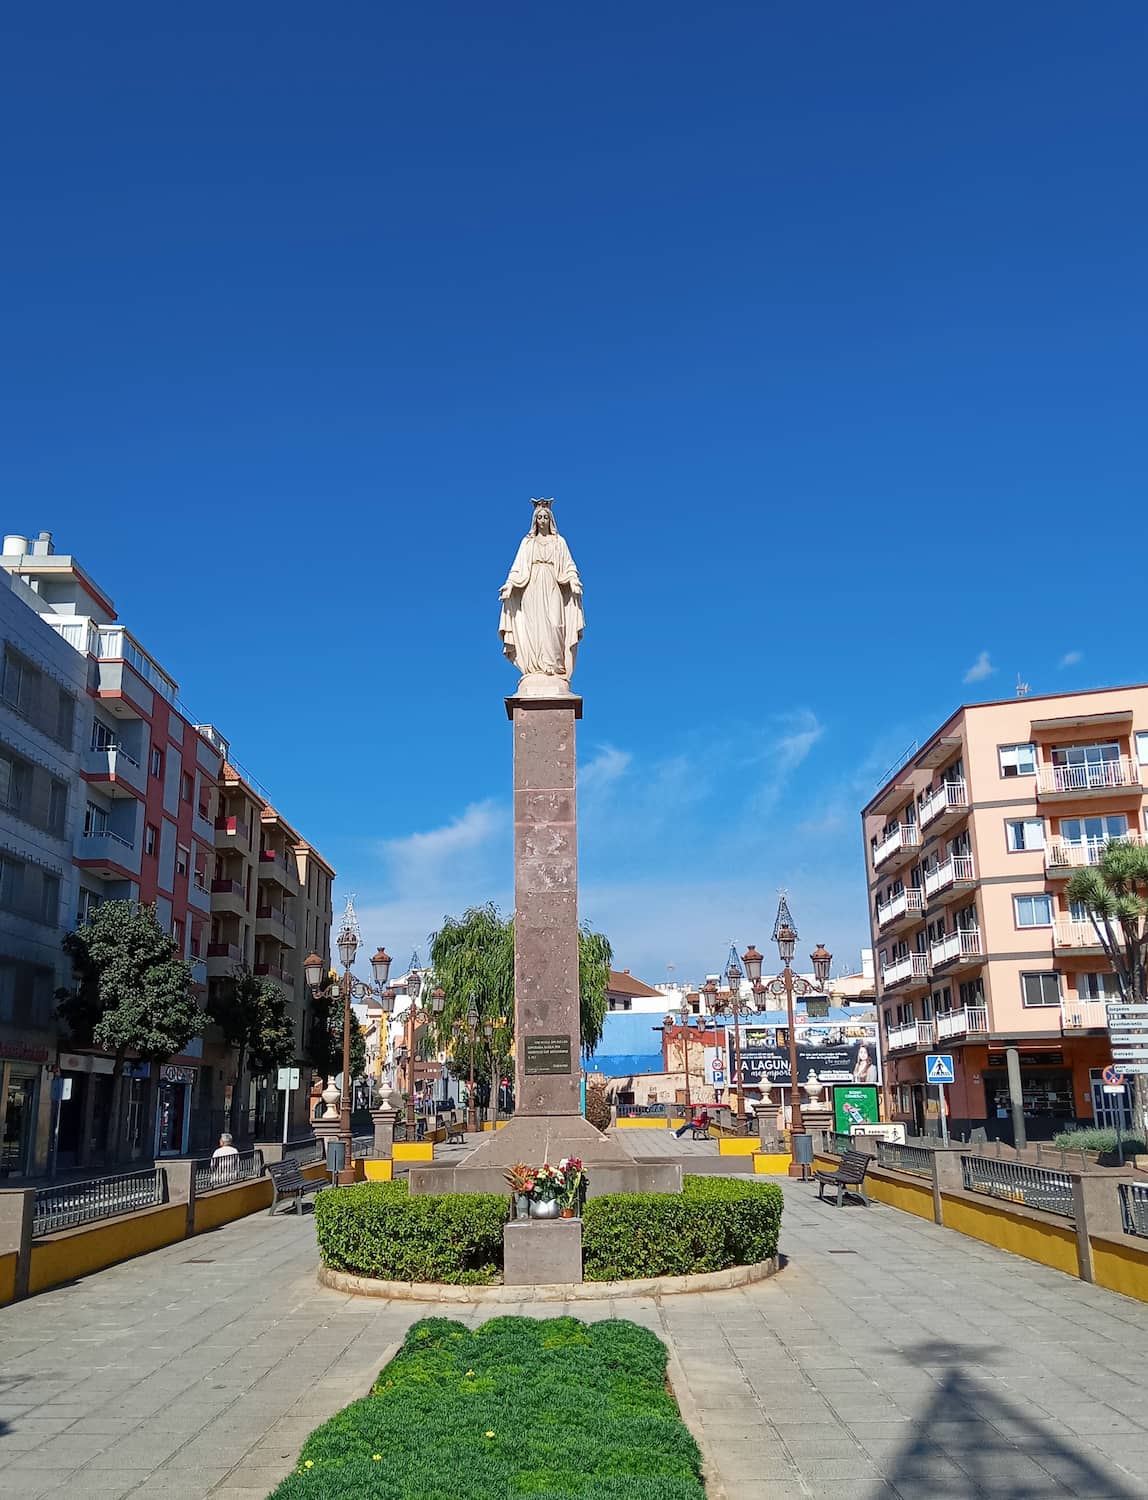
863, 684, 1148, 1141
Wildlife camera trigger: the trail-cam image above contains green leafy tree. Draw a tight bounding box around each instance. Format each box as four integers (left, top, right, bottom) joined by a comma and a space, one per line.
207, 969, 296, 1137
1068, 840, 1148, 1131
60, 901, 202, 1160
427, 902, 613, 1060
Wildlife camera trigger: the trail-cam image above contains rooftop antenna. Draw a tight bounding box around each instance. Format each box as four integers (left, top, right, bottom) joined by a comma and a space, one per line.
1016, 673, 1030, 699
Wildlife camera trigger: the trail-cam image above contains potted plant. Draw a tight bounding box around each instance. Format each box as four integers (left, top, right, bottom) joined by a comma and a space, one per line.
529, 1163, 562, 1218
556, 1157, 586, 1218
504, 1163, 535, 1219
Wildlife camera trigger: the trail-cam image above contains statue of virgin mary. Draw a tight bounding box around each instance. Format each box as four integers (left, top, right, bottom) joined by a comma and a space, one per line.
498, 499, 584, 688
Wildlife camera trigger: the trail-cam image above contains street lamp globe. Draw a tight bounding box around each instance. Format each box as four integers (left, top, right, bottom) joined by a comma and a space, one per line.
431, 986, 446, 1014
776, 923, 797, 966
371, 947, 392, 987
336, 925, 358, 968
380, 985, 397, 1016
664, 1012, 675, 1031
407, 970, 422, 1002
700, 979, 718, 1014
810, 943, 832, 986
303, 952, 325, 989
679, 1000, 691, 1025
483, 1020, 493, 1040
742, 945, 764, 983
467, 1002, 479, 1031
726, 956, 744, 993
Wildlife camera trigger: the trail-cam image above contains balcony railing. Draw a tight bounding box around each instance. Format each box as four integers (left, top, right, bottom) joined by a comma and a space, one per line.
95, 626, 179, 703
919, 780, 969, 829
211, 878, 246, 898
1060, 998, 1110, 1030
935, 1005, 988, 1039
929, 928, 983, 969
215, 814, 252, 842
1054, 919, 1102, 950
257, 904, 297, 933
880, 952, 930, 990
876, 887, 926, 930
254, 961, 295, 985
923, 853, 975, 899
1046, 833, 1142, 872
208, 941, 242, 960
887, 1019, 935, 1050
1038, 758, 1142, 796
873, 824, 920, 870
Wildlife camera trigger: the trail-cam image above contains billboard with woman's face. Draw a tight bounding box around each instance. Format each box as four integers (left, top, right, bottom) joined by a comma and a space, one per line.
728, 1019, 881, 1088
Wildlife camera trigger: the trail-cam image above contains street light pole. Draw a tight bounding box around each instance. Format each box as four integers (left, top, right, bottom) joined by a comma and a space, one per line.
304, 910, 392, 1186
761, 905, 832, 1172
466, 1000, 479, 1133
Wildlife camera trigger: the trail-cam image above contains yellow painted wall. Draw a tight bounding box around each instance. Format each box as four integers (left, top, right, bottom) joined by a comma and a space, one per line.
28, 1204, 188, 1295
1091, 1236, 1148, 1303
394, 1141, 434, 1161
480, 1121, 508, 1132
866, 1172, 934, 1220
753, 1153, 791, 1175
615, 1118, 669, 1129
193, 1179, 272, 1232
718, 1137, 759, 1156
0, 1250, 17, 1306
363, 1159, 394, 1181
940, 1193, 1080, 1276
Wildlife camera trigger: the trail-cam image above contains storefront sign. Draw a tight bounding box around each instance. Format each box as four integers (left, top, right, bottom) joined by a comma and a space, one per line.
730, 1020, 881, 1088
0, 1041, 49, 1063
524, 1036, 572, 1076
60, 1052, 116, 1075
159, 1064, 196, 1086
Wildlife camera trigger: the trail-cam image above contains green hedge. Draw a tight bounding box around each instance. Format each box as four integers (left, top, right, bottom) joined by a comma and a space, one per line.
1052, 1127, 1147, 1155
314, 1181, 508, 1285
270, 1315, 704, 1500
582, 1176, 783, 1282
315, 1175, 782, 1285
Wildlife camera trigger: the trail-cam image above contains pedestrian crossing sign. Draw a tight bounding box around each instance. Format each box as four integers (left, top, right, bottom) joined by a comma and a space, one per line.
925, 1054, 955, 1085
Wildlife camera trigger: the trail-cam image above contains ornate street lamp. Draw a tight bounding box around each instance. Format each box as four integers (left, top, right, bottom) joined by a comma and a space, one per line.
304, 900, 392, 1184
759, 895, 833, 1173
466, 999, 480, 1133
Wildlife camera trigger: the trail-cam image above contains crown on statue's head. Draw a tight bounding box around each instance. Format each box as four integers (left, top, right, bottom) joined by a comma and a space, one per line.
531, 496, 555, 509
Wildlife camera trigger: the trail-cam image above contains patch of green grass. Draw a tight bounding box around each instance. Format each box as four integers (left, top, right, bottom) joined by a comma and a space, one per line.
1052, 1127, 1146, 1155
268, 1316, 704, 1500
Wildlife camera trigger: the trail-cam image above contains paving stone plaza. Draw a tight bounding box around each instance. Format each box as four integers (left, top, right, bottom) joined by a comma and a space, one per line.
2, 1180, 1148, 1499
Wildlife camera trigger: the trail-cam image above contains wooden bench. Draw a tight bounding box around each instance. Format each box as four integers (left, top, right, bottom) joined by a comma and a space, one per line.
268, 1159, 328, 1216
814, 1150, 871, 1207
445, 1112, 466, 1145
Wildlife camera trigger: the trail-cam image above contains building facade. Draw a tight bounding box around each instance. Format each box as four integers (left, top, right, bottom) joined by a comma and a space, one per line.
863, 684, 1148, 1140
0, 530, 334, 1173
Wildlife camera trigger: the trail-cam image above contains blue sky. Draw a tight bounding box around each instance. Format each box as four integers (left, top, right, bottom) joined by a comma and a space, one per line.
4, 4, 1146, 982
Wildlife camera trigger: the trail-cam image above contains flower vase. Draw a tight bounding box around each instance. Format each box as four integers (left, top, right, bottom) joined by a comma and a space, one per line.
560, 1206, 576, 1219
529, 1197, 560, 1220
515, 1194, 530, 1220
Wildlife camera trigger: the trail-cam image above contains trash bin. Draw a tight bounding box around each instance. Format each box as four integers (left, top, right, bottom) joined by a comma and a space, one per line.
325, 1140, 347, 1180
792, 1132, 814, 1179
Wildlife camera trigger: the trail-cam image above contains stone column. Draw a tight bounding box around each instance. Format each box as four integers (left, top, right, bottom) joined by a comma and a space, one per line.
371, 1107, 399, 1159
165, 1159, 196, 1239
0, 1188, 36, 1301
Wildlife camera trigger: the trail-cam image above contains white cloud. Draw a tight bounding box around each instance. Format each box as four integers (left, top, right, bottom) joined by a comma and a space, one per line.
773, 710, 825, 772
1060, 649, 1083, 667
381, 800, 501, 868
963, 651, 995, 684
580, 744, 632, 795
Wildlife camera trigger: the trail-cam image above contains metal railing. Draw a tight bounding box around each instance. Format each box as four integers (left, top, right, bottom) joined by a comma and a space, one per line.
33, 1167, 167, 1237
825, 1133, 852, 1156
877, 1140, 934, 1177
283, 1138, 324, 1166
1120, 1183, 1148, 1238
919, 780, 968, 828
351, 1133, 376, 1158
1038, 758, 1142, 796
193, 1149, 264, 1194
961, 1154, 1075, 1218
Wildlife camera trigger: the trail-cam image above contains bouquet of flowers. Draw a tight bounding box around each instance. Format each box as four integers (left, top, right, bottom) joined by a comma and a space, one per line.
531, 1163, 564, 1203
504, 1164, 536, 1196
557, 1157, 586, 1212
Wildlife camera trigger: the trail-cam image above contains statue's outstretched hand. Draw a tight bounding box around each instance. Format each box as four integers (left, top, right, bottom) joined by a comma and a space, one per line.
499, 584, 512, 601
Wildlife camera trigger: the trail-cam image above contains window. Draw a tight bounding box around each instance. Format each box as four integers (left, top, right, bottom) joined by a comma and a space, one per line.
1137, 731, 1148, 766
77, 889, 102, 926
999, 743, 1036, 777
1006, 818, 1045, 852
46, 778, 67, 836
149, 747, 163, 778
172, 918, 185, 952
0, 752, 24, 813
1014, 893, 1053, 928
0, 856, 23, 911
1021, 972, 1060, 1007
180, 772, 192, 803
54, 690, 74, 750
144, 823, 158, 856
40, 874, 59, 925
1078, 972, 1120, 1001
959, 977, 984, 1009
91, 719, 117, 752
84, 800, 109, 836
1060, 814, 1128, 846
176, 845, 189, 878
2, 649, 27, 711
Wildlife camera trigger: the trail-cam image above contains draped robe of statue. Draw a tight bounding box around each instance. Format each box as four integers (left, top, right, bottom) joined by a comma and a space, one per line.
499, 526, 585, 682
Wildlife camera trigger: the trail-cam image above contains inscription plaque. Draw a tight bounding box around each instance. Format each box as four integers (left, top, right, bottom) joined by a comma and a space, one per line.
524, 1034, 573, 1076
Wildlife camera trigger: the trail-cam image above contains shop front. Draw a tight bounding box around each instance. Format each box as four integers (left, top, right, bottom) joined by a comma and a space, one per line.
154, 1063, 197, 1156
0, 1042, 49, 1178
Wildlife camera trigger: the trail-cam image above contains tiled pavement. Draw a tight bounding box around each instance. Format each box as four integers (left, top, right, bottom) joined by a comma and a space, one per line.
2, 1181, 1148, 1498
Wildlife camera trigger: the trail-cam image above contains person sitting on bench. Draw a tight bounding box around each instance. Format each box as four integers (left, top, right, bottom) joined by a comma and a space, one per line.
675, 1107, 710, 1139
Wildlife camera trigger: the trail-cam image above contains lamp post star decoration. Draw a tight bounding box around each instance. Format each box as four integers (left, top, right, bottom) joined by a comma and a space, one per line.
304, 898, 393, 1185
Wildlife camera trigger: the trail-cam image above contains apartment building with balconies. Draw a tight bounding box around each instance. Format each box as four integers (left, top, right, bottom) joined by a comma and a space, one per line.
863, 683, 1148, 1141
0, 530, 223, 1169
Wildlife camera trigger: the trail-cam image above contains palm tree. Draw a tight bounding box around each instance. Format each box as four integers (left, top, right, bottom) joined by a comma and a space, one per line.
1067, 840, 1148, 1131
